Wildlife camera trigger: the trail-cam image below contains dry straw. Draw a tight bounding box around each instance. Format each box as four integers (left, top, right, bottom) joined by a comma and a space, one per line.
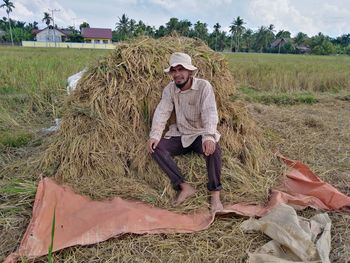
40, 36, 281, 211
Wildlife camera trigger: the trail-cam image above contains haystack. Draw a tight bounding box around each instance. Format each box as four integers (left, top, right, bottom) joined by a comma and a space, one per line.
40, 36, 280, 210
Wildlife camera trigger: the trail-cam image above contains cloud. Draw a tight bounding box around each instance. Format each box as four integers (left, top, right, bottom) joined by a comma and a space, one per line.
2, 0, 78, 27
1, 0, 349, 36
248, 0, 318, 36
311, 3, 350, 36
10, 2, 34, 19
247, 0, 350, 36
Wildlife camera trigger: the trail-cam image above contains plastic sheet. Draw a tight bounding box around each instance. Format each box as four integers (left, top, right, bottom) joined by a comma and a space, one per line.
5, 155, 350, 262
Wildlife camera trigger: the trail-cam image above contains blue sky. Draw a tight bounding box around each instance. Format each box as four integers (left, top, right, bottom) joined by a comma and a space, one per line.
2, 0, 350, 37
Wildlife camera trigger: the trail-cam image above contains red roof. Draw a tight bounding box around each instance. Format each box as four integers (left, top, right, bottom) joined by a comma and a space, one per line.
81, 28, 112, 39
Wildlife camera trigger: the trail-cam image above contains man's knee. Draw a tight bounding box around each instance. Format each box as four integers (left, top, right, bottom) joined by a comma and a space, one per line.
152, 139, 169, 157
214, 143, 221, 156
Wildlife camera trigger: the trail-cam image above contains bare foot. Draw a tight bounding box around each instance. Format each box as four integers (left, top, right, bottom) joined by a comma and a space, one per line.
173, 183, 196, 206
210, 191, 224, 213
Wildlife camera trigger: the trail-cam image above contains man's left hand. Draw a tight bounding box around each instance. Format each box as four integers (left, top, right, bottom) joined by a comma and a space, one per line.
203, 140, 216, 156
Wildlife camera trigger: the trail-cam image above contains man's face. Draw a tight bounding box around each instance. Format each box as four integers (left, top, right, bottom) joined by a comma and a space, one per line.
169, 65, 191, 86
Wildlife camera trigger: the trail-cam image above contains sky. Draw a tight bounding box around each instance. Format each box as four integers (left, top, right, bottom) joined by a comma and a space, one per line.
1, 0, 350, 37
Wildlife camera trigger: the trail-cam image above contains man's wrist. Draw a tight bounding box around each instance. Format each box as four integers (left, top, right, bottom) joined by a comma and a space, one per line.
202, 135, 216, 144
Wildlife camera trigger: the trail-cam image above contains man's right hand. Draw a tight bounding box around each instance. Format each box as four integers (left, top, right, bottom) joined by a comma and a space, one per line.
147, 138, 159, 153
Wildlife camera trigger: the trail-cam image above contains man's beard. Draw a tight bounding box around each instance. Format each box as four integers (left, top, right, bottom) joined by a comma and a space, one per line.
175, 76, 190, 89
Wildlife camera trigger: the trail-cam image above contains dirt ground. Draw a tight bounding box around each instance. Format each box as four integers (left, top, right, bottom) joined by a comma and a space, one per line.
246, 95, 350, 262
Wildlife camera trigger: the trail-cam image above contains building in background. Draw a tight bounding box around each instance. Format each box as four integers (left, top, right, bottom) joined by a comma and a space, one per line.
34, 27, 68, 42
81, 28, 112, 44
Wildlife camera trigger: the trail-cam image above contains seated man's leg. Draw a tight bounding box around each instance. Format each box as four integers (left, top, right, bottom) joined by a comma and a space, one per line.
151, 136, 185, 191
190, 136, 222, 191
152, 137, 196, 205
205, 143, 222, 192
191, 136, 223, 212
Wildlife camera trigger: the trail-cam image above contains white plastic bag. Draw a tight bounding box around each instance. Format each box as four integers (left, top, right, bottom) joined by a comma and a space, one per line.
66, 69, 87, 94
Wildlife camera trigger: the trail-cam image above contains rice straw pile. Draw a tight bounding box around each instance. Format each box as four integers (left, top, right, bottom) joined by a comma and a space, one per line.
40, 36, 280, 211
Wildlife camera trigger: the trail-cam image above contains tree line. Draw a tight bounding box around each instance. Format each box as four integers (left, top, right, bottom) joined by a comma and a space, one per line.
1, 0, 350, 55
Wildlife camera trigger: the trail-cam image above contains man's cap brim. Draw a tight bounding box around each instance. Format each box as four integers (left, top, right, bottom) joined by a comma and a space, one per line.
164, 63, 198, 73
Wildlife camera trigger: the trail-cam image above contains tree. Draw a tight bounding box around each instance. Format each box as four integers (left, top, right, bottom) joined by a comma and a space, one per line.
11, 26, 32, 42
242, 28, 253, 52
193, 21, 208, 41
345, 44, 350, 55
129, 18, 136, 35
155, 25, 166, 38
254, 26, 267, 52
294, 32, 308, 46
134, 20, 146, 36
253, 25, 275, 52
333, 34, 350, 47
165, 17, 179, 35
67, 26, 84, 42
213, 22, 221, 51
42, 12, 52, 27
309, 33, 335, 55
229, 16, 245, 52
115, 13, 130, 40
275, 30, 291, 39
27, 21, 39, 30
0, 0, 15, 45
178, 19, 191, 36
79, 21, 90, 31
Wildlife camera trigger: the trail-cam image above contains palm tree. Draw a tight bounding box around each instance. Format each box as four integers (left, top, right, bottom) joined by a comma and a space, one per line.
213, 22, 221, 51
229, 16, 245, 52
255, 24, 275, 52
254, 26, 271, 52
242, 29, 253, 51
0, 0, 15, 45
193, 21, 208, 41
276, 30, 291, 39
178, 19, 191, 36
294, 32, 308, 46
165, 17, 179, 35
115, 13, 130, 40
42, 12, 52, 27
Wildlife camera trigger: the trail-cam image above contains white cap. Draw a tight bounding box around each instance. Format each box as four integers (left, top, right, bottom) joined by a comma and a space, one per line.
164, 52, 198, 73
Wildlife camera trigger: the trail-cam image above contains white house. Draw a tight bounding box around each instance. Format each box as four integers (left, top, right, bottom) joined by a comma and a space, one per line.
35, 27, 68, 42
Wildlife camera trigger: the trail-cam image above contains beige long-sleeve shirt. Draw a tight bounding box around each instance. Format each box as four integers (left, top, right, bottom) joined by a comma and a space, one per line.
150, 77, 221, 147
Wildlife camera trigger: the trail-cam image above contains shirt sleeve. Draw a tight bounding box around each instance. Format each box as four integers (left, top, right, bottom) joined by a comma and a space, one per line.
149, 85, 174, 141
201, 82, 219, 143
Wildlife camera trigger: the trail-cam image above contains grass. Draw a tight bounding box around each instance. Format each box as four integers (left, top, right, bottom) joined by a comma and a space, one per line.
225, 52, 350, 93
0, 47, 109, 133
238, 86, 318, 105
0, 130, 33, 147
48, 207, 56, 263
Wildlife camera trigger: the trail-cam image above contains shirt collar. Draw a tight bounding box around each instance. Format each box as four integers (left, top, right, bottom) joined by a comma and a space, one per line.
174, 77, 198, 93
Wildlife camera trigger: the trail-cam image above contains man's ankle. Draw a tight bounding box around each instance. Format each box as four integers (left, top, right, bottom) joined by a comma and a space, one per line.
210, 190, 221, 198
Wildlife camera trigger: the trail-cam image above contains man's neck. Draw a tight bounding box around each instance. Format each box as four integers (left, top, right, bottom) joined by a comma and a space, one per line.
180, 77, 193, 92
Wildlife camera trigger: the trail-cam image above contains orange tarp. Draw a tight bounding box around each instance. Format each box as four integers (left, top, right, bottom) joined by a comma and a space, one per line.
6, 155, 350, 262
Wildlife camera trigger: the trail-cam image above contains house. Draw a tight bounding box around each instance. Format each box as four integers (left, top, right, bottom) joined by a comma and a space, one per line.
295, 45, 311, 54
34, 27, 68, 42
271, 38, 292, 49
271, 38, 295, 53
81, 28, 112, 44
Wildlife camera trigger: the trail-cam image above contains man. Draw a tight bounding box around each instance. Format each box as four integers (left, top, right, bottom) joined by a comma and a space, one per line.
147, 52, 223, 212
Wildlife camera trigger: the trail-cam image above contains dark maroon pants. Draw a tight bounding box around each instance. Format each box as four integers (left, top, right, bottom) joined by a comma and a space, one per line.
151, 136, 222, 191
